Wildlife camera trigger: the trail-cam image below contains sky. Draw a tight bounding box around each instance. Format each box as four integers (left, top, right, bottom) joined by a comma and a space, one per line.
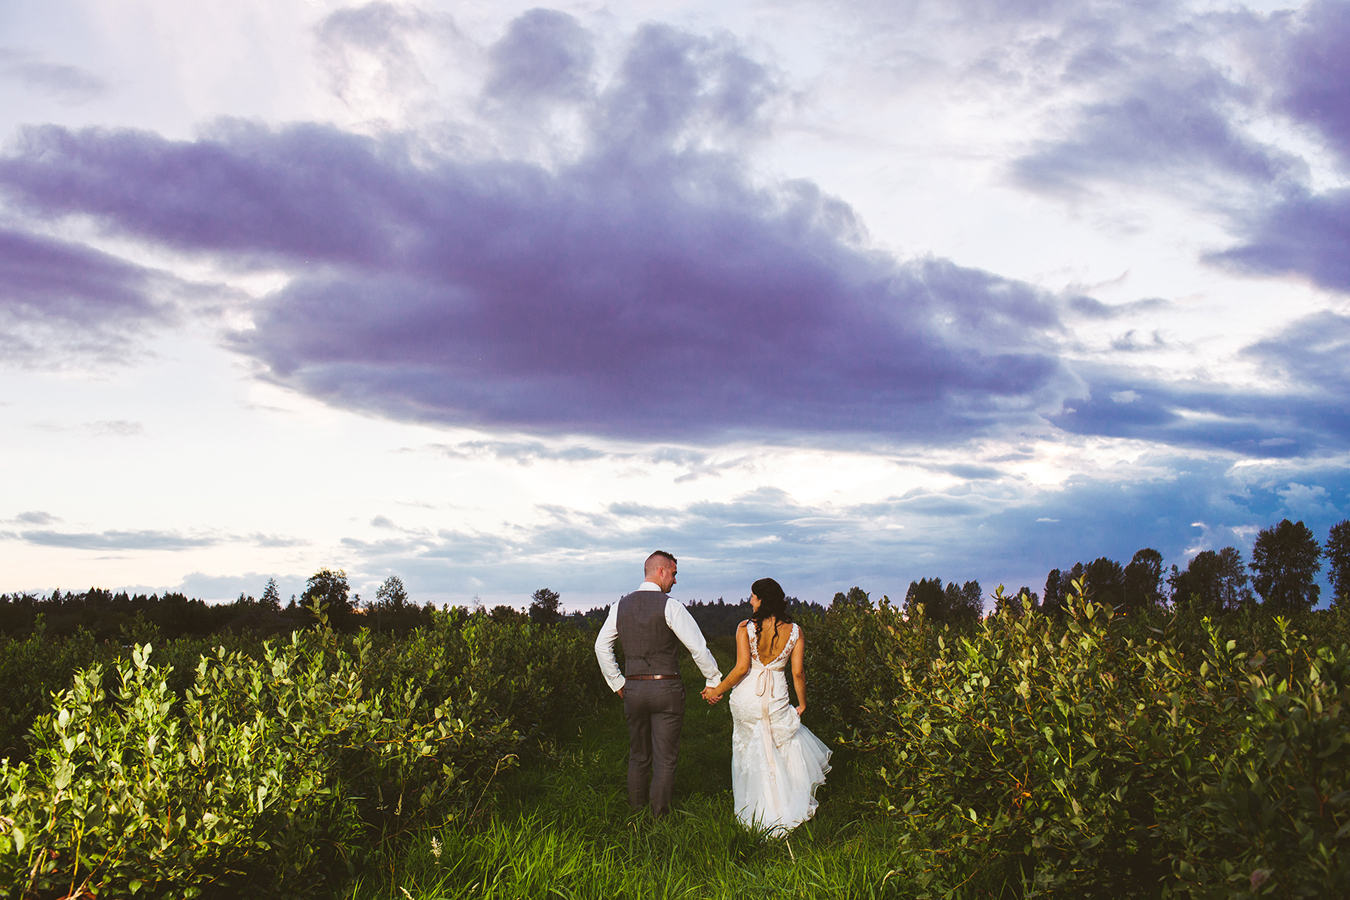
1, 0, 1348, 611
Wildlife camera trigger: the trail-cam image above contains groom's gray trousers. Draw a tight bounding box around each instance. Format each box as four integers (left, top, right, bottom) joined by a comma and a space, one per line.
623, 677, 685, 816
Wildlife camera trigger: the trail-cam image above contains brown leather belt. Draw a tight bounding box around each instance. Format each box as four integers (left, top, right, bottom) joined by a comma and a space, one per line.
625, 674, 681, 680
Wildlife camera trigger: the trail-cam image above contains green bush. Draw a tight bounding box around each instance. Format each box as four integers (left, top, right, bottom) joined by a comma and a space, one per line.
0, 609, 608, 899
0, 625, 108, 764
817, 587, 1350, 898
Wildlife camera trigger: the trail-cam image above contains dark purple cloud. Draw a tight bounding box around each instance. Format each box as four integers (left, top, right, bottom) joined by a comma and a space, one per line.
0, 18, 1069, 444
0, 228, 160, 323
0, 226, 172, 361
1210, 2, 1350, 290
1275, 0, 1350, 162
1213, 186, 1350, 292
1013, 64, 1296, 197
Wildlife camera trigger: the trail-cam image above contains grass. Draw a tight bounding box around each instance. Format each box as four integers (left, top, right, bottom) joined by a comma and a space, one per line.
341, 653, 931, 900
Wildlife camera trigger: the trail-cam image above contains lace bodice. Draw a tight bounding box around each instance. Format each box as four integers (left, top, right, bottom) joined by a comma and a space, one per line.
747, 620, 798, 672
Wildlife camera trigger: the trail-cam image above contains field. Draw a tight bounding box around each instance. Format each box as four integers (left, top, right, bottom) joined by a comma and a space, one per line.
343, 651, 911, 900
3, 591, 1349, 898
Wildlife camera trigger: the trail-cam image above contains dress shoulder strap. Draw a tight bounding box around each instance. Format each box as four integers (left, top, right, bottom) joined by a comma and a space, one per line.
772, 622, 799, 663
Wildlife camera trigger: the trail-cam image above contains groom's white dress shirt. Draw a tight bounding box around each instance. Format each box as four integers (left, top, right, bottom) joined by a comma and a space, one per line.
594, 581, 723, 694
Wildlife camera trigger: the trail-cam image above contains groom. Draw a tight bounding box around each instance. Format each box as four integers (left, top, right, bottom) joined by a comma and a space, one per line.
594, 550, 722, 817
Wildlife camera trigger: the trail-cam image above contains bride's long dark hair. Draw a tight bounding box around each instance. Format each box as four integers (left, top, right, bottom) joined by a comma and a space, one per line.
750, 577, 792, 626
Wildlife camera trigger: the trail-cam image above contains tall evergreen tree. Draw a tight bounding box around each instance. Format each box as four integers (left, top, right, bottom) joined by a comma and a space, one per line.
260, 578, 282, 611
1249, 519, 1322, 611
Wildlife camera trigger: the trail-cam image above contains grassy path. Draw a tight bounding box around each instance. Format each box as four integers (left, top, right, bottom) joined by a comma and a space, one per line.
342, 652, 918, 899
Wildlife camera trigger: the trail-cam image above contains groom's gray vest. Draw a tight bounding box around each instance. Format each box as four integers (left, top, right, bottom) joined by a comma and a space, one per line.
616, 591, 681, 677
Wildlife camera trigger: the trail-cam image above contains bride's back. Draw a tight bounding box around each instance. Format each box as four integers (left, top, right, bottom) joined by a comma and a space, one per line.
752, 617, 796, 666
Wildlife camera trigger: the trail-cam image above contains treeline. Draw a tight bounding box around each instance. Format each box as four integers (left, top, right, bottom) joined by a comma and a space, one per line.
0, 576, 820, 645
492, 592, 825, 640
844, 516, 1350, 628
0, 570, 441, 641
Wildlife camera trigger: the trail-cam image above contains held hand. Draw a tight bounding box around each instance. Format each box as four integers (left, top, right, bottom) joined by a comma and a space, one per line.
795, 703, 805, 716
701, 686, 722, 704
616, 687, 625, 700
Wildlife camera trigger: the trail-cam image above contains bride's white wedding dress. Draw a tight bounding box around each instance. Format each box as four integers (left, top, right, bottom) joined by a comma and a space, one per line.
729, 621, 832, 834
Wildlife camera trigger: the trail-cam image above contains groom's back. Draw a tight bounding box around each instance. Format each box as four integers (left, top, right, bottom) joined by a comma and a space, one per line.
616, 591, 681, 676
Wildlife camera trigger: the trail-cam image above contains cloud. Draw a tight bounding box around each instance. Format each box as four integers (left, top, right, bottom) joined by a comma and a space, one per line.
938, 463, 1005, 480
1051, 364, 1350, 457
1013, 61, 1297, 200
250, 532, 308, 548
1042, 309, 1350, 456
89, 420, 145, 437
1005, 1, 1350, 297
0, 227, 172, 364
1277, 481, 1340, 518
1198, 3, 1350, 294
428, 440, 608, 464
0, 17, 1072, 447
483, 8, 595, 105
13, 510, 58, 526
1066, 295, 1169, 320
1108, 330, 1166, 352
315, 1, 445, 104
1270, 0, 1350, 165
19, 529, 220, 551
1211, 187, 1350, 292
1242, 310, 1350, 395
0, 49, 107, 104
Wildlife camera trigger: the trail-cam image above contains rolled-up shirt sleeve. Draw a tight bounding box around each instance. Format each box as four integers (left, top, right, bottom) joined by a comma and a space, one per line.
594, 603, 625, 693
665, 598, 723, 689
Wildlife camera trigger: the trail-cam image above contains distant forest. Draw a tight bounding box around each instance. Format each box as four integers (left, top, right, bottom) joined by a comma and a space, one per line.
4, 516, 1346, 642
0, 573, 820, 642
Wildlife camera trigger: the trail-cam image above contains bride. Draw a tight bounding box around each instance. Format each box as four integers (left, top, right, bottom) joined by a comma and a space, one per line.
703, 578, 832, 834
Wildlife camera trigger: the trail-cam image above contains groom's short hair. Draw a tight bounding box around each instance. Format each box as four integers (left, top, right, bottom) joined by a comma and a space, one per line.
645, 550, 677, 576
